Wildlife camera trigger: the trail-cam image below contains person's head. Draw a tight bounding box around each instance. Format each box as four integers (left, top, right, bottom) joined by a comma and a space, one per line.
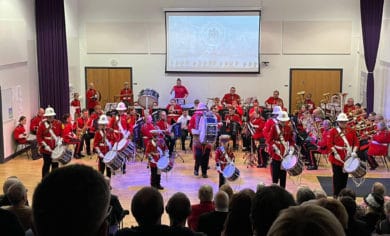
44, 106, 56, 121
377, 121, 388, 131
124, 82, 129, 89
251, 185, 296, 236
165, 192, 191, 227
220, 184, 234, 199
315, 198, 348, 229
368, 112, 376, 121
347, 98, 354, 106
338, 188, 356, 200
253, 99, 259, 106
2, 176, 20, 195
277, 111, 290, 126
131, 187, 164, 226
296, 186, 316, 205
267, 204, 345, 236
312, 189, 327, 199
18, 116, 26, 125
81, 108, 89, 118
372, 182, 387, 196
273, 90, 280, 98
198, 185, 213, 202
229, 87, 236, 94
322, 119, 332, 130
89, 83, 94, 89
364, 192, 384, 213
146, 115, 153, 124
313, 108, 325, 120
194, 99, 200, 107
6, 182, 27, 206
170, 99, 176, 106
38, 108, 45, 117
94, 104, 102, 114
305, 93, 312, 100
214, 191, 229, 211
61, 113, 71, 124
223, 191, 253, 236
159, 110, 167, 121
176, 78, 182, 86
239, 188, 256, 201
339, 196, 357, 221
73, 92, 79, 99
32, 164, 110, 236
336, 113, 348, 129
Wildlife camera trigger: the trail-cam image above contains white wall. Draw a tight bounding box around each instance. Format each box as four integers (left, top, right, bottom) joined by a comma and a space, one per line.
0, 0, 39, 159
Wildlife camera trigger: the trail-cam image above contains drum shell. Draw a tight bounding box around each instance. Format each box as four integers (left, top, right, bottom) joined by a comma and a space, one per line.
104, 151, 125, 171
343, 158, 366, 178
222, 164, 240, 181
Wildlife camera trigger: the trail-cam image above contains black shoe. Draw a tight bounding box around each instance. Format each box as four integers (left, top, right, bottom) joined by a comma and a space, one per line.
257, 164, 267, 168
370, 165, 378, 170
194, 170, 199, 176
157, 185, 164, 190
87, 151, 91, 156
79, 153, 85, 158
122, 169, 126, 174
202, 174, 208, 178
73, 154, 81, 159
307, 166, 318, 170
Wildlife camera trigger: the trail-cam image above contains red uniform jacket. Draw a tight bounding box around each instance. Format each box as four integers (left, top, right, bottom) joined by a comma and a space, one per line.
14, 124, 27, 144
70, 99, 81, 116
156, 120, 170, 136
145, 138, 167, 168
127, 114, 138, 133
317, 129, 331, 154
188, 112, 202, 134
251, 117, 266, 140
327, 127, 359, 166
249, 106, 264, 119
263, 118, 277, 140
368, 130, 390, 156
61, 122, 77, 144
86, 88, 99, 109
109, 114, 130, 139
221, 93, 240, 105
93, 128, 118, 156
30, 115, 43, 134
166, 104, 183, 122
188, 202, 215, 231
89, 112, 103, 133
37, 119, 62, 154
120, 88, 133, 104
266, 122, 295, 161
225, 113, 242, 126
215, 147, 235, 170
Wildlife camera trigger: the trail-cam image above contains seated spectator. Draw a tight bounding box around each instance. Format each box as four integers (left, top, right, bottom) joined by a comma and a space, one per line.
188, 185, 215, 231
338, 188, 356, 200
0, 176, 21, 207
251, 185, 296, 236
315, 198, 348, 231
296, 186, 316, 205
377, 201, 390, 234
360, 192, 385, 234
239, 188, 256, 200
117, 187, 194, 236
312, 189, 327, 199
198, 191, 229, 236
0, 208, 25, 236
32, 164, 111, 236
1, 182, 32, 231
339, 197, 370, 236
166, 192, 204, 235
222, 191, 253, 236
267, 204, 345, 236
371, 182, 390, 202
219, 184, 234, 200
13, 116, 39, 158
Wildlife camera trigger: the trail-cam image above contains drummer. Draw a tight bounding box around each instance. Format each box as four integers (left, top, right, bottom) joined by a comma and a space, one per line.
327, 113, 359, 198
109, 102, 130, 139
215, 135, 235, 187
60, 113, 81, 159
170, 78, 189, 105
94, 115, 120, 178
155, 111, 176, 157
145, 130, 167, 190
166, 98, 183, 123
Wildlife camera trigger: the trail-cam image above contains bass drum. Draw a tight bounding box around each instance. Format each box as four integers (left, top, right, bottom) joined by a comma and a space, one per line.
281, 152, 303, 176
138, 89, 159, 108
198, 111, 218, 144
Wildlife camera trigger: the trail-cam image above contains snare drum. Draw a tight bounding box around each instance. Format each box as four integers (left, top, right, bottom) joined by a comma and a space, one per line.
222, 163, 240, 181
116, 139, 136, 160
281, 153, 303, 176
138, 89, 159, 108
103, 151, 125, 172
157, 155, 174, 172
51, 145, 73, 165
343, 157, 366, 178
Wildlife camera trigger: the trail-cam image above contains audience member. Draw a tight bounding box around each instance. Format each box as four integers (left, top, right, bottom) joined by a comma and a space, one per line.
267, 204, 345, 236
376, 201, 390, 234
372, 182, 390, 202
32, 164, 111, 236
198, 191, 229, 236
222, 191, 253, 236
296, 186, 316, 205
312, 189, 327, 199
0, 176, 21, 207
0, 208, 25, 236
360, 192, 385, 234
251, 185, 296, 236
1, 182, 32, 231
117, 187, 194, 236
187, 185, 215, 231
338, 188, 356, 200
339, 197, 370, 236
315, 198, 348, 230
219, 184, 234, 200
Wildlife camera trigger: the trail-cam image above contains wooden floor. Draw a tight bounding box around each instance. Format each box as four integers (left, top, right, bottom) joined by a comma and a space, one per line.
0, 148, 389, 227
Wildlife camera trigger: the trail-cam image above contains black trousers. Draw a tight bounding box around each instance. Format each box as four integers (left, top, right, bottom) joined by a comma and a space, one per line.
164, 135, 176, 156
332, 164, 348, 198
42, 153, 59, 178
98, 158, 112, 178
79, 133, 94, 154
150, 166, 161, 187
219, 172, 226, 187
271, 159, 286, 188
257, 138, 269, 166
194, 145, 211, 175
180, 129, 189, 150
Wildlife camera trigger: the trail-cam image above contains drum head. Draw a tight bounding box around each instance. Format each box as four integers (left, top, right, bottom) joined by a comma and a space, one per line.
157, 156, 169, 169
103, 151, 116, 163
344, 158, 359, 172
52, 145, 65, 159
282, 154, 297, 169
117, 139, 128, 151
223, 164, 235, 178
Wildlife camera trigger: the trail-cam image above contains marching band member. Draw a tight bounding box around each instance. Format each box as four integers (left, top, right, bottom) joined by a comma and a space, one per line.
75, 109, 93, 157
37, 106, 62, 178
215, 135, 235, 187
13, 116, 39, 159
304, 93, 316, 113
141, 115, 157, 146
188, 103, 213, 178
176, 109, 191, 151
250, 111, 267, 168
343, 98, 356, 115
170, 78, 189, 104
306, 119, 332, 170
210, 105, 223, 147
86, 83, 100, 114
120, 82, 133, 106
366, 121, 390, 170
265, 90, 284, 109
166, 98, 183, 123
266, 111, 295, 189
327, 113, 359, 198
145, 130, 167, 190
224, 106, 242, 150
221, 86, 241, 106
126, 106, 139, 134
61, 113, 81, 158
156, 111, 176, 157
263, 106, 282, 140
70, 92, 81, 119
93, 115, 118, 178
30, 108, 45, 135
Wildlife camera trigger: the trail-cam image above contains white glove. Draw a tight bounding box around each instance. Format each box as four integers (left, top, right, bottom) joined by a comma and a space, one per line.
44, 145, 52, 152
288, 146, 295, 155
334, 153, 342, 162
351, 152, 357, 158
98, 152, 104, 158
216, 166, 222, 173
346, 147, 352, 157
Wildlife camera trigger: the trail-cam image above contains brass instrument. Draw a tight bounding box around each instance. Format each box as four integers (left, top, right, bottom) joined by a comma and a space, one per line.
295, 91, 306, 113
77, 118, 89, 138
340, 92, 348, 112
323, 93, 331, 103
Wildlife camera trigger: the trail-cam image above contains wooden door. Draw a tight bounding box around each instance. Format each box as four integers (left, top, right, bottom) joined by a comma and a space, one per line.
85, 67, 132, 109
290, 69, 342, 113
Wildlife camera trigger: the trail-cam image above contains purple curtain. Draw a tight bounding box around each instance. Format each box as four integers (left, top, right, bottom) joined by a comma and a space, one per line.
360, 0, 384, 113
35, 0, 69, 119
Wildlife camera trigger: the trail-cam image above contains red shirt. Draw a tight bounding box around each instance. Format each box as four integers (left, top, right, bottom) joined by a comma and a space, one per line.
70, 99, 81, 116
265, 97, 284, 108
172, 85, 189, 98
37, 119, 62, 154
221, 93, 240, 105
251, 117, 266, 140
30, 115, 43, 134
166, 104, 183, 122
215, 147, 235, 170
249, 106, 264, 119
61, 122, 77, 144
141, 122, 156, 143
368, 130, 390, 156
327, 127, 359, 166
120, 88, 133, 103
266, 122, 295, 161
318, 129, 331, 154
14, 124, 27, 144
187, 201, 215, 231
86, 88, 99, 109
145, 138, 168, 168
344, 104, 356, 115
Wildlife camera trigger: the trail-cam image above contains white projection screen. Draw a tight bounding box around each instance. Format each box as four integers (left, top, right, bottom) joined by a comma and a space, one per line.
165, 11, 261, 73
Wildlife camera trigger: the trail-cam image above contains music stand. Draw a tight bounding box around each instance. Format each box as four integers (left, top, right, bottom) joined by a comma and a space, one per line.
242, 122, 258, 168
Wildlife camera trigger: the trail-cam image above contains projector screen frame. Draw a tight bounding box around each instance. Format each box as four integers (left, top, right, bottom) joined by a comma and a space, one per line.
165, 10, 261, 74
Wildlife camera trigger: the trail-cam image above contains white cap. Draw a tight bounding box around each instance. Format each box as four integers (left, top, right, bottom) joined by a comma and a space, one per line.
44, 106, 56, 117
336, 113, 349, 122
272, 106, 282, 115
98, 115, 109, 125
116, 102, 127, 111
277, 111, 290, 122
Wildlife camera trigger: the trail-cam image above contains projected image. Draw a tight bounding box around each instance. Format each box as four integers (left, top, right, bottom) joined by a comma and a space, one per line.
166, 11, 261, 73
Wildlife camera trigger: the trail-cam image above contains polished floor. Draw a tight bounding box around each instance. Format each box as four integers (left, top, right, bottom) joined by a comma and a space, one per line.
0, 147, 388, 227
